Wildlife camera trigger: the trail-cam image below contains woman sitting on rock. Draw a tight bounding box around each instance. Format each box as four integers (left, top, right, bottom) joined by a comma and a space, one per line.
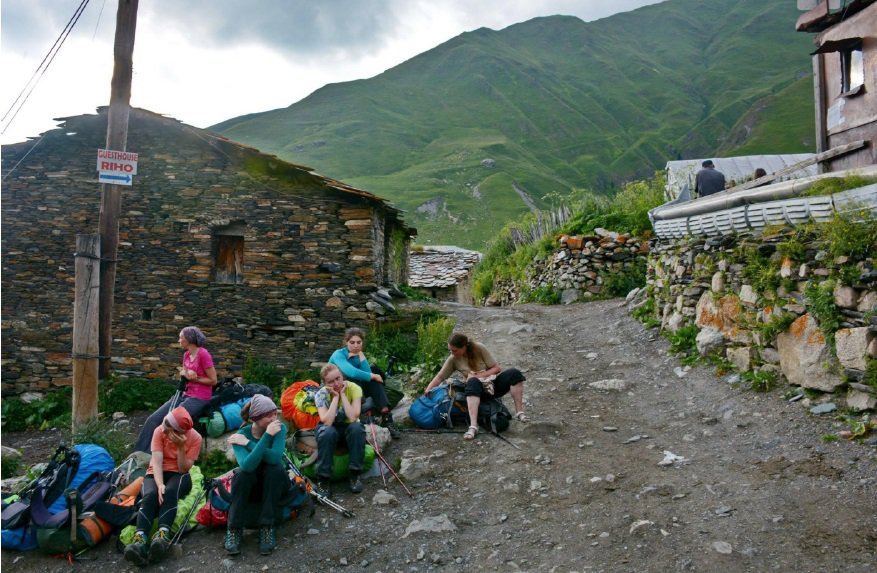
314, 363, 367, 496
328, 327, 400, 438
424, 332, 527, 440
124, 406, 202, 566
134, 326, 218, 453
224, 394, 289, 557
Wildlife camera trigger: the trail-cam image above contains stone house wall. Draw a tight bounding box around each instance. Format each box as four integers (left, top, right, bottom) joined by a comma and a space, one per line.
1, 109, 413, 394
640, 231, 876, 411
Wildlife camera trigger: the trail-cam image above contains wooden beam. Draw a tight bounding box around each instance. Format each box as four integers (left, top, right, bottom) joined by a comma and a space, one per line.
72, 234, 101, 428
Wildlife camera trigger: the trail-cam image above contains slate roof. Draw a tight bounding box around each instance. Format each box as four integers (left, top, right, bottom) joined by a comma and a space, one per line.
408, 246, 482, 288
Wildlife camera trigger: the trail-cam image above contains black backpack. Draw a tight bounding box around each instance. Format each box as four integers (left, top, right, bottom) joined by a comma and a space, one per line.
447, 379, 512, 433
1, 445, 81, 531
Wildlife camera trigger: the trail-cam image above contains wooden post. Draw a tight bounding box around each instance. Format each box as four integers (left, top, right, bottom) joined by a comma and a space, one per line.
72, 234, 101, 428
98, 0, 139, 378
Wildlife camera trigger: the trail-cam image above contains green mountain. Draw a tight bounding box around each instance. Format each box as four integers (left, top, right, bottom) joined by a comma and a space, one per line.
213, 0, 815, 249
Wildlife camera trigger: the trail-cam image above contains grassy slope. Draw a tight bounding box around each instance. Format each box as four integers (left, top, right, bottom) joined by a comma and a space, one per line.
213, 0, 814, 249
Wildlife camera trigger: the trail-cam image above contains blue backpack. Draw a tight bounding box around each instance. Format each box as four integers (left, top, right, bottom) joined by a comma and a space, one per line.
409, 385, 465, 430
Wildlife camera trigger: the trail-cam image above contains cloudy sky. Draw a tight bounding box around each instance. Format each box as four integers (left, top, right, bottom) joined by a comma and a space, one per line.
0, 0, 662, 145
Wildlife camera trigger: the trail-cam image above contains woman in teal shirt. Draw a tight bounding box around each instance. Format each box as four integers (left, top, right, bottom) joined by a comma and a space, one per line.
224, 394, 289, 557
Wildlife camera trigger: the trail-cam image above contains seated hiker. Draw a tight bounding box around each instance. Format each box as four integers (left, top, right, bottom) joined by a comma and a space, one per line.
424, 333, 527, 440
314, 363, 366, 497
125, 406, 202, 566
328, 327, 400, 438
224, 394, 289, 557
134, 326, 218, 453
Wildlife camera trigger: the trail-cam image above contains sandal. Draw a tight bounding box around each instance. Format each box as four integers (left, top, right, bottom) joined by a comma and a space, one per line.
463, 426, 478, 440
515, 411, 530, 423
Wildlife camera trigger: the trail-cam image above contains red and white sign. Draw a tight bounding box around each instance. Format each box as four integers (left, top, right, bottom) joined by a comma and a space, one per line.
96, 148, 138, 175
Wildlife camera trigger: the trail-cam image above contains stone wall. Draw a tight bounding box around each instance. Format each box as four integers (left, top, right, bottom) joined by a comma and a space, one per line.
488, 229, 649, 305
640, 230, 876, 410
1, 109, 413, 394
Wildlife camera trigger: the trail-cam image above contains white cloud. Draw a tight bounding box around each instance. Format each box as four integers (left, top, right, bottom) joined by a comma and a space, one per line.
0, 0, 663, 145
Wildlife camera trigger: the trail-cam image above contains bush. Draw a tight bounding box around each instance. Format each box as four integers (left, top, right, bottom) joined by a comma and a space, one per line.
243, 356, 282, 395
201, 448, 237, 479
99, 374, 176, 414
70, 417, 131, 463
1, 387, 73, 431
603, 259, 648, 297
520, 285, 561, 305
412, 316, 455, 393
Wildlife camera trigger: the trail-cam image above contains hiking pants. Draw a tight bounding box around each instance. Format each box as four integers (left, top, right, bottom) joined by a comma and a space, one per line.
134, 394, 209, 453
464, 368, 525, 399
228, 463, 289, 528
315, 421, 366, 479
137, 472, 192, 532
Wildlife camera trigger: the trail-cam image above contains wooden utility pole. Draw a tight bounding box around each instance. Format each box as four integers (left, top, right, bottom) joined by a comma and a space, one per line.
97, 0, 139, 378
72, 235, 101, 428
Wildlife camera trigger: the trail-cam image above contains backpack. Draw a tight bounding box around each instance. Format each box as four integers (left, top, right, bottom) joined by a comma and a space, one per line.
195, 467, 312, 529
2, 445, 80, 532
409, 385, 455, 430
201, 380, 274, 434
82, 476, 145, 547
30, 444, 116, 554
383, 375, 405, 410
448, 381, 513, 434
280, 380, 321, 430
204, 397, 250, 438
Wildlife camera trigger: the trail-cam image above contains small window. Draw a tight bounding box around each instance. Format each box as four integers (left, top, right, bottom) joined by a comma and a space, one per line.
841, 43, 864, 94
141, 308, 154, 321
214, 235, 244, 284
173, 221, 191, 233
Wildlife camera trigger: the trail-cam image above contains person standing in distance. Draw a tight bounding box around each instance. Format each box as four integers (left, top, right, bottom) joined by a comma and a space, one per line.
694, 159, 726, 198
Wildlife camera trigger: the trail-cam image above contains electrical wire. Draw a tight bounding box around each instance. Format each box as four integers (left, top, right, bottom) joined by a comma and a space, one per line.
1, 0, 91, 135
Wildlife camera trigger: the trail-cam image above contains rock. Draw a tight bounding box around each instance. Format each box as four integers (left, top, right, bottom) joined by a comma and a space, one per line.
696, 326, 725, 355
588, 378, 629, 391
402, 514, 456, 538
629, 520, 654, 535
1, 446, 22, 459
835, 327, 873, 371
561, 288, 580, 305
480, 158, 496, 168
713, 541, 733, 554
810, 402, 837, 414
777, 314, 844, 391
726, 346, 754, 372
846, 390, 877, 411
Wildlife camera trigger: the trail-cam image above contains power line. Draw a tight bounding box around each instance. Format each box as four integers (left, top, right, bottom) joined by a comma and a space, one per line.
1, 0, 91, 135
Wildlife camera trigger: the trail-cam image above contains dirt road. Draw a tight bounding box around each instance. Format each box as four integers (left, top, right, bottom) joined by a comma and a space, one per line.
3, 300, 876, 572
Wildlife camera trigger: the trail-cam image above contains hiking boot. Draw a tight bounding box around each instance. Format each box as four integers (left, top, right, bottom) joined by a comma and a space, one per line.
348, 471, 363, 494
316, 477, 333, 498
148, 527, 171, 563
258, 526, 277, 556
224, 528, 243, 555
124, 531, 148, 567
382, 413, 401, 439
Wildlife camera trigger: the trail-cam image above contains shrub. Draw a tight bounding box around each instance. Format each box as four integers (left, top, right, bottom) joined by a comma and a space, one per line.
520, 285, 561, 305
201, 448, 237, 479
741, 369, 777, 393
803, 279, 842, 350
70, 417, 131, 463
1, 456, 22, 479
243, 356, 281, 395
412, 316, 455, 392
99, 374, 176, 415
603, 259, 648, 297
1, 387, 73, 431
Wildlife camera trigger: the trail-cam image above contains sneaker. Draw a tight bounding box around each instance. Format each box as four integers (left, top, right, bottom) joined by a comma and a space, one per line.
124, 531, 148, 567
148, 527, 171, 563
316, 477, 333, 498
348, 472, 363, 494
224, 528, 243, 555
258, 526, 277, 556
382, 414, 401, 439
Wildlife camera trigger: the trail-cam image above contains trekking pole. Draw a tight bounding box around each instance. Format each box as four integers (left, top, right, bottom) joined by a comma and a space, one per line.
366, 417, 389, 489
489, 431, 522, 450
368, 440, 413, 498
168, 376, 188, 411
283, 454, 355, 518
398, 427, 466, 434
169, 475, 210, 547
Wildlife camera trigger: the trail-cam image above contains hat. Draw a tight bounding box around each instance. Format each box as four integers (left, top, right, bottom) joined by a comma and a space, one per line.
248, 394, 278, 419
164, 406, 194, 432
702, 159, 715, 167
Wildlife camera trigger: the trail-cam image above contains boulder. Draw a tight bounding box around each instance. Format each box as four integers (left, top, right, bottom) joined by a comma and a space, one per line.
776, 314, 843, 391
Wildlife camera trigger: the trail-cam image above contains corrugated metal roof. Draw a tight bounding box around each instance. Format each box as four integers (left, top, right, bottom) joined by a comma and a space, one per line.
665, 154, 818, 200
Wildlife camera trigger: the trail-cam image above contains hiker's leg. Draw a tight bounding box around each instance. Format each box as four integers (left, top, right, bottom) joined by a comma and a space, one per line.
157, 472, 191, 530
136, 476, 160, 531
358, 378, 389, 414
259, 463, 289, 525
134, 399, 174, 453
464, 377, 485, 429
178, 396, 210, 426
228, 469, 257, 529
315, 424, 339, 479
494, 368, 525, 413
345, 421, 367, 473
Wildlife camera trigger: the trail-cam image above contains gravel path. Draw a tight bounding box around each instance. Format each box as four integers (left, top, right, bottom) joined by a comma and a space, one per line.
3, 300, 876, 572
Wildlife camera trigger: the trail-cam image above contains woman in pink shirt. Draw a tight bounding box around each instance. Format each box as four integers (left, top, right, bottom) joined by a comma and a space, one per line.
134, 326, 218, 452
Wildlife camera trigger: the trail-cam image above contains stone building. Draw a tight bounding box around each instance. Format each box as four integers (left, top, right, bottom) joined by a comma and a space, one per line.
1, 108, 415, 393
408, 246, 481, 304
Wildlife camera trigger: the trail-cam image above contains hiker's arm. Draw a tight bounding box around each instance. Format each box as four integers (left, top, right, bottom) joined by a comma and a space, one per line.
340, 389, 360, 421
234, 432, 268, 472
474, 363, 501, 379
170, 430, 195, 474
329, 349, 371, 383
262, 422, 287, 465
318, 390, 340, 425
425, 357, 454, 394
190, 366, 217, 387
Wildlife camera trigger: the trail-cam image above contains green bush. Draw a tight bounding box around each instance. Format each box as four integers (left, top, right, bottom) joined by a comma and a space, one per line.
520, 285, 561, 305
803, 279, 842, 350
243, 356, 282, 395
1, 387, 73, 431
201, 448, 237, 479
741, 369, 777, 393
398, 284, 435, 302
631, 296, 660, 328
1, 456, 22, 479
99, 374, 176, 415
412, 316, 455, 393
70, 417, 130, 463
603, 259, 647, 297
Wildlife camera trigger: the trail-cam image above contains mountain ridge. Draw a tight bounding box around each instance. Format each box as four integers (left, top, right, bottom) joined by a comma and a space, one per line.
212, 0, 815, 249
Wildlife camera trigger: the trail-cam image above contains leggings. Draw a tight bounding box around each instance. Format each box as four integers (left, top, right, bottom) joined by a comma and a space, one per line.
137, 472, 192, 532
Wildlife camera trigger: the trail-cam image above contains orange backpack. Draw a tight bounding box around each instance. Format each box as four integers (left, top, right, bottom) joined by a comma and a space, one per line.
280, 380, 322, 430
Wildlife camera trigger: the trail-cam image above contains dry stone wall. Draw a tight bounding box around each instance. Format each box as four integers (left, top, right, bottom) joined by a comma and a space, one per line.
640, 231, 877, 411
1, 109, 410, 394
